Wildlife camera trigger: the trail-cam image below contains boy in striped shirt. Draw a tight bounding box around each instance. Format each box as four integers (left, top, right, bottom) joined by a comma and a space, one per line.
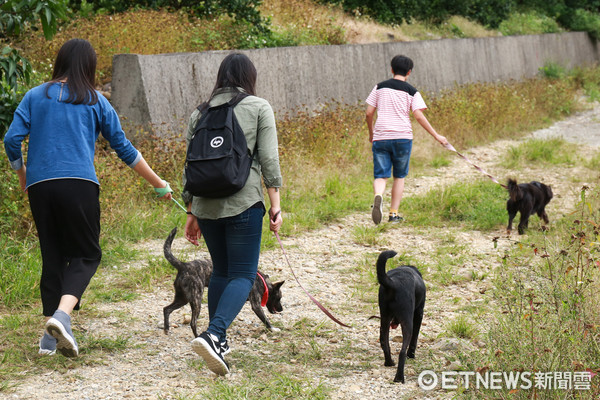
366, 55, 448, 224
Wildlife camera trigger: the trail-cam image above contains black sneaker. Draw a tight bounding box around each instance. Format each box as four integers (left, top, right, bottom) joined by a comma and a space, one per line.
388, 214, 404, 223
192, 332, 230, 376
372, 195, 383, 225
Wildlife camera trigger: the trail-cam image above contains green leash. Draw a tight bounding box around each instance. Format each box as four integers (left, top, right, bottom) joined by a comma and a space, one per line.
154, 181, 188, 214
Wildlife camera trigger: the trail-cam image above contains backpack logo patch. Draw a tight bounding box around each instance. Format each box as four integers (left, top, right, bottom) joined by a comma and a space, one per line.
210, 136, 224, 148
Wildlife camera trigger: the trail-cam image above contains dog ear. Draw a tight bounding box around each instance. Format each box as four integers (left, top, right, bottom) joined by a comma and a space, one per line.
273, 281, 285, 289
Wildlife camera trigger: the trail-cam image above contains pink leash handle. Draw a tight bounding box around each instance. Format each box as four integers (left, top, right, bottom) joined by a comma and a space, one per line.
272, 211, 351, 328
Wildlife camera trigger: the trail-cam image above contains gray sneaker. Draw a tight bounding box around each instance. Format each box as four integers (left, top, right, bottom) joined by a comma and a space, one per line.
39, 332, 57, 356
45, 310, 78, 358
372, 195, 383, 225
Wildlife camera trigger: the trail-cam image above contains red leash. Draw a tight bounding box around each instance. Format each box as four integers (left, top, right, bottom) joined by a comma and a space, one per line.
444, 142, 507, 189
272, 211, 350, 328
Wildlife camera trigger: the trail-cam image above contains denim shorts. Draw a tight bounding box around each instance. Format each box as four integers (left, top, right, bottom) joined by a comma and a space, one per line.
372, 139, 413, 179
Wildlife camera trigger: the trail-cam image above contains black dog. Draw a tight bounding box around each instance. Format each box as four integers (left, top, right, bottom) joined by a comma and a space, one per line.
376, 250, 426, 384
163, 227, 284, 337
506, 178, 553, 235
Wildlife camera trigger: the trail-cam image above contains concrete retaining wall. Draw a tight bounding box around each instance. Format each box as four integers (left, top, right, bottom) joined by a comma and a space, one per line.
111, 32, 600, 137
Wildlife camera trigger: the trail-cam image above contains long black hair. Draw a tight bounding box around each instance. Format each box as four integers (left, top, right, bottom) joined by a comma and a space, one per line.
46, 38, 98, 105
200, 53, 257, 111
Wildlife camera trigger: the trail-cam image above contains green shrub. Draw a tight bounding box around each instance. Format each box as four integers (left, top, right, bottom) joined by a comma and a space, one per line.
318, 0, 514, 27
539, 62, 568, 79
562, 8, 600, 39
499, 11, 562, 35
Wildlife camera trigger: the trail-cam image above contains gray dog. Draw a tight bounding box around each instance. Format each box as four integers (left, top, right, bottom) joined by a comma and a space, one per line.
163, 227, 284, 337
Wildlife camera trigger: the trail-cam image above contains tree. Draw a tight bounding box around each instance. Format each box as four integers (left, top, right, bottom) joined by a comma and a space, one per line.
0, 0, 68, 136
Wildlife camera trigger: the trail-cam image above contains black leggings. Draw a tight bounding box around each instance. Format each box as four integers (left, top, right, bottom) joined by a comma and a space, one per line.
28, 179, 102, 316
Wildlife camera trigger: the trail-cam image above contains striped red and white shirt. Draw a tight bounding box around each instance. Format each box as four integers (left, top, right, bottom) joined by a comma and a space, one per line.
365, 79, 427, 141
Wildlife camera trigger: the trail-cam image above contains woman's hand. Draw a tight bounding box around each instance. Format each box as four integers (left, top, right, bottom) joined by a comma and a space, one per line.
184, 214, 201, 246
16, 166, 26, 193
153, 181, 173, 201
269, 208, 282, 233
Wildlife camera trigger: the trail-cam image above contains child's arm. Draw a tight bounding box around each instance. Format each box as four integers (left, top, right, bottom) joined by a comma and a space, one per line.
365, 105, 376, 143
413, 109, 448, 146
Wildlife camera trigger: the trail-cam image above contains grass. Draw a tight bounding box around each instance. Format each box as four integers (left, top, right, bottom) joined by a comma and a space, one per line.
446, 315, 478, 339
468, 187, 600, 398
402, 181, 507, 230
504, 137, 578, 167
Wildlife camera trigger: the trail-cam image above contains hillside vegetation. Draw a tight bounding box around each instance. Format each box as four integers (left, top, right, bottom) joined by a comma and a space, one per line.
6, 0, 594, 84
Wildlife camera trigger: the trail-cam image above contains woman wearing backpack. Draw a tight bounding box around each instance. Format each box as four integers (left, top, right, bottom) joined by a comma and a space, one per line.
182, 53, 283, 376
3, 38, 172, 357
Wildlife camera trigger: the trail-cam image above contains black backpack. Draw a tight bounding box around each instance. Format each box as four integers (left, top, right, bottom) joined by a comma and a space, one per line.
184, 94, 253, 198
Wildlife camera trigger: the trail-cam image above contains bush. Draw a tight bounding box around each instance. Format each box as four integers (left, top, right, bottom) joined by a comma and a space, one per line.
561, 8, 600, 39
499, 11, 562, 35
318, 0, 515, 27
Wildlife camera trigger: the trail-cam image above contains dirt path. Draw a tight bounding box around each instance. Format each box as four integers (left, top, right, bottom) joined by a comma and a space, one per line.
7, 103, 600, 400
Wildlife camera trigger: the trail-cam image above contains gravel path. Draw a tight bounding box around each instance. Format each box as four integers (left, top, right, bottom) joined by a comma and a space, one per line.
6, 103, 600, 400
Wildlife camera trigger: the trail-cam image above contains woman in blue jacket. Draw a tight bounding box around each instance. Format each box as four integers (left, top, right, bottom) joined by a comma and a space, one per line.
3, 39, 172, 357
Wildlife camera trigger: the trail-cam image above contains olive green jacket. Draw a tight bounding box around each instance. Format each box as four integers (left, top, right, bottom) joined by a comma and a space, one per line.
182, 88, 282, 219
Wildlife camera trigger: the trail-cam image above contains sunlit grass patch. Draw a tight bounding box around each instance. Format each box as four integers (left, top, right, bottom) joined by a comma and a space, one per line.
402, 181, 507, 230
504, 137, 578, 167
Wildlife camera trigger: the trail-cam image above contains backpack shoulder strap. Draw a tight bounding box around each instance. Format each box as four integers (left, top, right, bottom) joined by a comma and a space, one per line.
227, 93, 249, 107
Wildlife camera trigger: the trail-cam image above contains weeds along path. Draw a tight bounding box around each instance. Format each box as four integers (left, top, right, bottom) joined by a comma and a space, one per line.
8, 104, 600, 400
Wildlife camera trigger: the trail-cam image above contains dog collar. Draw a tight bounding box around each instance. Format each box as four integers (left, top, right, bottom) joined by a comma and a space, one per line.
257, 272, 269, 307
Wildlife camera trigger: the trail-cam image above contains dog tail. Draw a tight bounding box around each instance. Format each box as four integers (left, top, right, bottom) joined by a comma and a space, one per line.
163, 227, 184, 271
507, 178, 522, 202
376, 250, 398, 289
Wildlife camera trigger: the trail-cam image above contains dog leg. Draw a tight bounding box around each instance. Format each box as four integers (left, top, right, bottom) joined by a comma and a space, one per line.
163, 295, 188, 334
518, 213, 530, 235
380, 316, 394, 367
394, 320, 413, 384
506, 201, 517, 234
539, 209, 549, 225
189, 299, 201, 338
408, 307, 424, 359
250, 301, 273, 330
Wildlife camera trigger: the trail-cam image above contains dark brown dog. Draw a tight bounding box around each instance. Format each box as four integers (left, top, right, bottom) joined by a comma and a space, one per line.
163, 227, 284, 337
163, 227, 212, 338
506, 178, 553, 235
376, 250, 426, 384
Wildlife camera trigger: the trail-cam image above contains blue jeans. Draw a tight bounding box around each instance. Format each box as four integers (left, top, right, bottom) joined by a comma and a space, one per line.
372, 139, 413, 179
197, 206, 264, 341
